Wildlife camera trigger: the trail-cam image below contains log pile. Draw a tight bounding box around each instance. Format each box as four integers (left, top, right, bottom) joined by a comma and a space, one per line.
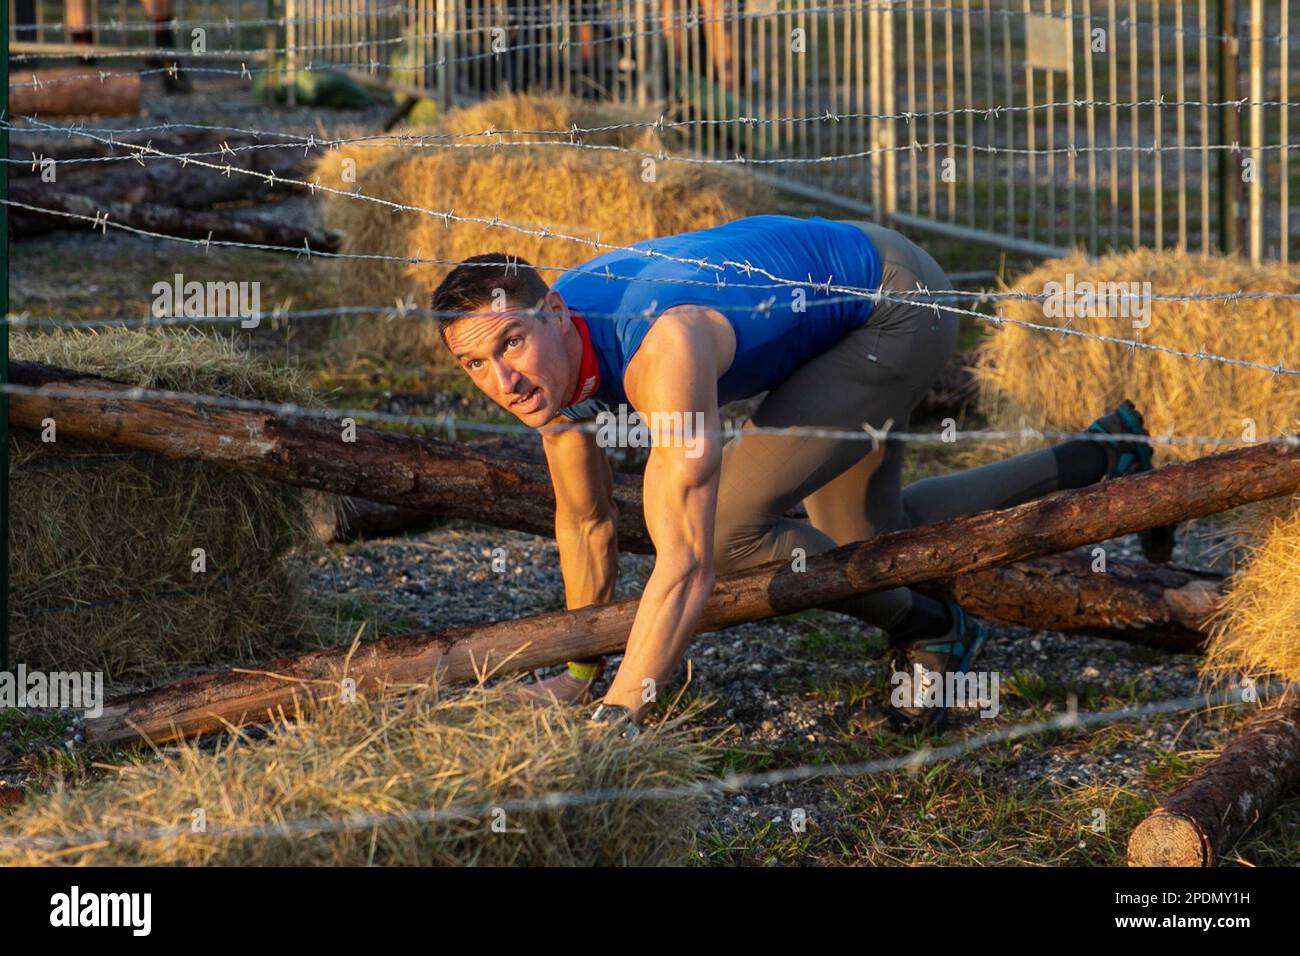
7, 129, 337, 249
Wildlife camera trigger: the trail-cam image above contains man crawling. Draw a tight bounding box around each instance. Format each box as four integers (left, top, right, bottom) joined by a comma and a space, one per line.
430, 215, 1170, 735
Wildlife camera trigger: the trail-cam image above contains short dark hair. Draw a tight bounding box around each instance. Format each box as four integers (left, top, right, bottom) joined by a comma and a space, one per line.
430, 253, 551, 350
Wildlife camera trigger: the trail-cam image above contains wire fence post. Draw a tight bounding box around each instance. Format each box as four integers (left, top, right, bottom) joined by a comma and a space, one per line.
1246, 0, 1263, 264
436, 0, 452, 113
265, 0, 278, 103
880, 0, 896, 222
1217, 0, 1240, 256
286, 0, 297, 107
869, 0, 883, 218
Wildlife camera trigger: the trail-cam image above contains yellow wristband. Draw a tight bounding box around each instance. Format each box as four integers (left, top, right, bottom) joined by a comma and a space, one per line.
567, 661, 601, 681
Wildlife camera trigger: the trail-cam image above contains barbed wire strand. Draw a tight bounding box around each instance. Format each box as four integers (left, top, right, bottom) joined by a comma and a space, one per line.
10, 1, 1296, 45
13, 3, 1300, 92
6, 194, 1299, 386
7, 96, 1296, 155
7, 119, 1296, 311
5, 373, 1298, 449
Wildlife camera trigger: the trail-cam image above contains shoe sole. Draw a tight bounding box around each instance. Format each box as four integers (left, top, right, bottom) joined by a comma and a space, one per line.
887, 613, 987, 733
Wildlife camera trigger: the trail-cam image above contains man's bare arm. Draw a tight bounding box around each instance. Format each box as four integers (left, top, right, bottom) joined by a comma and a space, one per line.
599, 312, 726, 717
540, 419, 619, 609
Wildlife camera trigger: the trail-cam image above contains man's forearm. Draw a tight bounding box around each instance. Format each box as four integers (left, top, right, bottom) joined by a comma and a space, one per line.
601, 561, 715, 714
555, 514, 619, 609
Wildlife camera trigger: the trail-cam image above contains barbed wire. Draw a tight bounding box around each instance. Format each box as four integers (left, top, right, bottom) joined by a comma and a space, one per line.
9, 1, 1297, 46
6, 117, 1295, 319
13, 1, 1300, 91
11, 4, 892, 61
8, 2, 867, 39
8, 96, 1297, 157
10, 4, 891, 87
7, 194, 1300, 387
0, 684, 1277, 854
5, 372, 1298, 450
9, 2, 407, 35
6, 99, 1298, 177
11, 126, 1298, 173
11, 283, 1300, 338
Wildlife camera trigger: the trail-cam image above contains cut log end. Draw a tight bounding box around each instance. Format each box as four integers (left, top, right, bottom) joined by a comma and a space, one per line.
1127, 810, 1213, 867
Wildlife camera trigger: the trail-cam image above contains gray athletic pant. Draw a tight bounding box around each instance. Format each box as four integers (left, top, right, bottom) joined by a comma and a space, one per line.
711, 221, 1064, 633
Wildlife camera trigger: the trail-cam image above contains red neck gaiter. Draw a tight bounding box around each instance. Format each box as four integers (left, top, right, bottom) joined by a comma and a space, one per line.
563, 309, 601, 406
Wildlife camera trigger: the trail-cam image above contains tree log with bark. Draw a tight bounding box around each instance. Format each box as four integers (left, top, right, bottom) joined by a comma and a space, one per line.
9, 67, 141, 116
8, 190, 340, 250
921, 554, 1223, 653
1127, 700, 1300, 866
8, 129, 330, 246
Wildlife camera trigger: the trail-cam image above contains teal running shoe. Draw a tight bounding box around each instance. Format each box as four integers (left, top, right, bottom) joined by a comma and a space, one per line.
1087, 398, 1177, 563
887, 601, 989, 734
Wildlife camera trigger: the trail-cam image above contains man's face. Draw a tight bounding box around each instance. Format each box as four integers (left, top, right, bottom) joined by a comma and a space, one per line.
445, 290, 573, 426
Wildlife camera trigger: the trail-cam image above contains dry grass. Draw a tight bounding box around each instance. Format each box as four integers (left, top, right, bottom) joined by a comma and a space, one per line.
0, 685, 716, 866
975, 249, 1300, 462
10, 328, 334, 680
1202, 496, 1300, 687
313, 92, 774, 369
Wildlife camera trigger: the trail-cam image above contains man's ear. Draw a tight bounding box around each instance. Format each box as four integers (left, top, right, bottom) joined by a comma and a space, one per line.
544, 289, 569, 328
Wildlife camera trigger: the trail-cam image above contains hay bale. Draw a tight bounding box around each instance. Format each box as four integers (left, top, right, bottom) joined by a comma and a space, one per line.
1202, 497, 1300, 687
975, 250, 1300, 462
10, 328, 331, 680
313, 93, 774, 368
0, 687, 715, 866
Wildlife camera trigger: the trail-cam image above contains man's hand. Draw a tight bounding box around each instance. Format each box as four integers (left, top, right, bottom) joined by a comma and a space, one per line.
598, 307, 730, 719
504, 669, 599, 706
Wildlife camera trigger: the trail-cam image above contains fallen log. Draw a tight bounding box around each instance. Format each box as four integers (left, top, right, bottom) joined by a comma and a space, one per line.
7, 191, 340, 250
919, 554, 1223, 652
11, 360, 1225, 646
1127, 700, 1300, 866
9, 134, 310, 212
82, 432, 1300, 746
8, 360, 652, 552
9, 67, 140, 117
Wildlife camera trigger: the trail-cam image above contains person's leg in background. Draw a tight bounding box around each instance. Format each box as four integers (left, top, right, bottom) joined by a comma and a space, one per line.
66, 0, 95, 60
142, 0, 190, 92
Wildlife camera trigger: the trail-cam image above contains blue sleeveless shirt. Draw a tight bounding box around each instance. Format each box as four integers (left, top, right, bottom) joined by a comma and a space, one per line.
551, 215, 882, 420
